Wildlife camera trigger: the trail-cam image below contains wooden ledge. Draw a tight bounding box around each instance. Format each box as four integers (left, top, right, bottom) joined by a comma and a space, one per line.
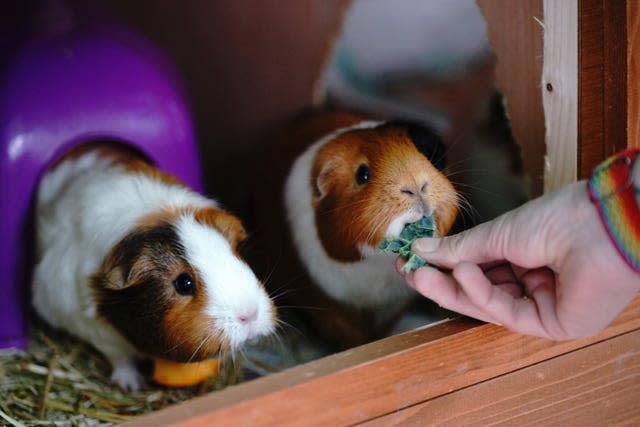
128, 295, 640, 426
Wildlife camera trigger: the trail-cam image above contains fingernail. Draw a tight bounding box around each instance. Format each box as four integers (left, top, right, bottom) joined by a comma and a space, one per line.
414, 237, 440, 253
404, 271, 415, 287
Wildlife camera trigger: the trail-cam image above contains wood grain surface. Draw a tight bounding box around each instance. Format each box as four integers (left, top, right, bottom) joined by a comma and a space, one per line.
542, 0, 578, 192
579, 0, 628, 178
361, 328, 640, 427
127, 296, 640, 427
629, 0, 640, 149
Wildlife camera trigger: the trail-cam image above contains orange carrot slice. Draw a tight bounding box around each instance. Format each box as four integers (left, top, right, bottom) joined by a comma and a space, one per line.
153, 358, 219, 388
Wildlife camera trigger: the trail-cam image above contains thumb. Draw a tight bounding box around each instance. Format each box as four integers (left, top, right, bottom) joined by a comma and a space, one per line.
412, 217, 511, 268
412, 183, 581, 270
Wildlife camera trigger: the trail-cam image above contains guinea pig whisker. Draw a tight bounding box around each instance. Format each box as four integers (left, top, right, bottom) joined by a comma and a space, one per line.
454, 193, 481, 228
276, 304, 326, 312
274, 318, 306, 339
266, 272, 308, 300
268, 276, 324, 301
268, 330, 294, 365
261, 262, 279, 290
356, 206, 391, 245
187, 335, 212, 363
440, 156, 474, 171
269, 285, 308, 303
450, 181, 509, 198
315, 194, 380, 216
163, 329, 199, 354
359, 216, 383, 245
228, 345, 239, 367
446, 165, 523, 180
162, 319, 223, 357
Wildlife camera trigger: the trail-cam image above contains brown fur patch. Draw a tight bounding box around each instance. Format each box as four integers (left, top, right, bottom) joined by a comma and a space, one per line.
312, 125, 458, 262
91, 222, 228, 362
194, 207, 248, 251
135, 206, 195, 230
122, 158, 186, 188
49, 140, 186, 188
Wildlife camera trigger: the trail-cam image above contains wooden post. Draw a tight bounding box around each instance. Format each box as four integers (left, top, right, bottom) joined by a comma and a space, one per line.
628, 0, 639, 149
578, 0, 629, 177
542, 0, 578, 192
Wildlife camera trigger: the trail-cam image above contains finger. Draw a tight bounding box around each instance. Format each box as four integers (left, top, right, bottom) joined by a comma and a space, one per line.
519, 267, 555, 297
483, 263, 517, 284
494, 283, 524, 298
408, 267, 500, 324
413, 194, 564, 270
483, 263, 523, 298
412, 216, 513, 269
452, 262, 557, 338
517, 268, 565, 338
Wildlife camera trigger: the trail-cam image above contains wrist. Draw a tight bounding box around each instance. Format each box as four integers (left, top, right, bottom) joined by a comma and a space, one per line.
588, 148, 640, 274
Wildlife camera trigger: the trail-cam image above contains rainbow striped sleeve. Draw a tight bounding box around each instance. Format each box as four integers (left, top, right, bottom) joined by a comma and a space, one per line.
587, 148, 640, 273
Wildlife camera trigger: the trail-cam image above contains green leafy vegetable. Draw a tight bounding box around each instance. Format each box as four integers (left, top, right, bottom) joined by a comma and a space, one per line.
379, 216, 435, 273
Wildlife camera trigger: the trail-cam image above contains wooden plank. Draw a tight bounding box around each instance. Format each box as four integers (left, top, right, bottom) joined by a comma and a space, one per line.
629, 0, 640, 149
126, 295, 640, 426
602, 1, 627, 160
476, 0, 546, 197
542, 0, 578, 192
578, 0, 628, 178
579, 64, 604, 175
578, 0, 603, 69
362, 328, 640, 427
578, 0, 604, 177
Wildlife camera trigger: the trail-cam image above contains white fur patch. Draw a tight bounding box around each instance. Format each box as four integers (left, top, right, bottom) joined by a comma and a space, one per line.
284, 121, 416, 319
175, 216, 275, 350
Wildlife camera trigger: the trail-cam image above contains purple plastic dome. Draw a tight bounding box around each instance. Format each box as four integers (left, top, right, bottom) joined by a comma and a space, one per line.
0, 21, 202, 349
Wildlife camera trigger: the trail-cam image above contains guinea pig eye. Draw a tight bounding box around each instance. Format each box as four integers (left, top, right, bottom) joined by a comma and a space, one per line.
355, 164, 370, 185
173, 273, 195, 296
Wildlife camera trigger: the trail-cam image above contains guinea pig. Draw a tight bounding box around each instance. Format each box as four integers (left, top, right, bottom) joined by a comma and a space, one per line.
32, 143, 277, 391
253, 110, 458, 350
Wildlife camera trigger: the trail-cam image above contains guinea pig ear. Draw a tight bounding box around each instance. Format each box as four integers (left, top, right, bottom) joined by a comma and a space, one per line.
387, 120, 448, 171
311, 159, 337, 200
195, 207, 248, 248
92, 264, 128, 291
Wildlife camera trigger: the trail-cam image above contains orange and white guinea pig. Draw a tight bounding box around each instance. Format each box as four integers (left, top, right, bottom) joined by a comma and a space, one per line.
32, 144, 276, 391
254, 110, 458, 350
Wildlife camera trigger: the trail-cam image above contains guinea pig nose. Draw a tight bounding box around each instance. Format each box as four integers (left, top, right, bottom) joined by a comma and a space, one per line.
421, 200, 434, 217
237, 309, 258, 324
420, 182, 428, 194
400, 188, 416, 197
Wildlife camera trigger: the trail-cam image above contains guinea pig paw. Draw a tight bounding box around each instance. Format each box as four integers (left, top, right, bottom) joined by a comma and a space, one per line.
110, 362, 146, 392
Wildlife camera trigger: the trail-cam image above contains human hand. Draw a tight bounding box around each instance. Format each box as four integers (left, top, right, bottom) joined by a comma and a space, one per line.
401, 181, 640, 340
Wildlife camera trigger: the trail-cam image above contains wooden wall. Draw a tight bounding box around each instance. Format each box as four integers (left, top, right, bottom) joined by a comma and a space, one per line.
476, 0, 546, 196
98, 0, 350, 213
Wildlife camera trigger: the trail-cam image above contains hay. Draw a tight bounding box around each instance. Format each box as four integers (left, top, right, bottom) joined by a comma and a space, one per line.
0, 313, 327, 426
0, 318, 245, 426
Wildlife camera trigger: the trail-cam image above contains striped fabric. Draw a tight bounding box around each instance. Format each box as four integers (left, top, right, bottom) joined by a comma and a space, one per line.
587, 148, 640, 273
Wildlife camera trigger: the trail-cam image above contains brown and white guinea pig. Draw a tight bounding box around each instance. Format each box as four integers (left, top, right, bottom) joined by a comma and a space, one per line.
253, 110, 457, 350
32, 144, 276, 391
